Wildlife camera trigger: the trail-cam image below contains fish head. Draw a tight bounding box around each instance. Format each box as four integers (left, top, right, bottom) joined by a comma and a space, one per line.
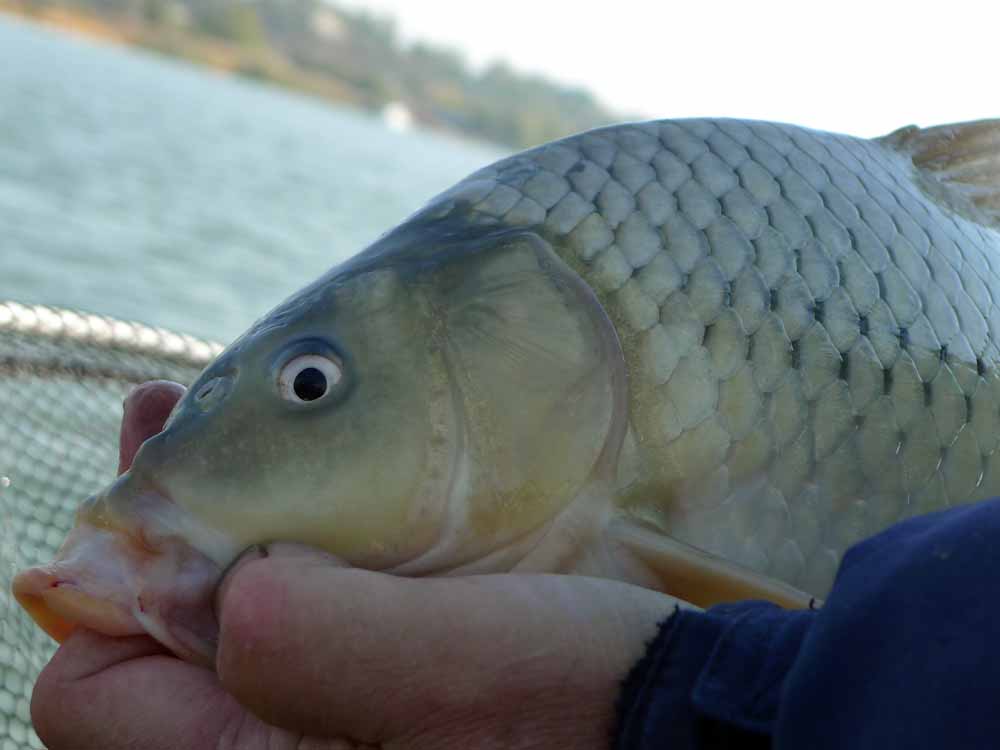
13, 224, 628, 663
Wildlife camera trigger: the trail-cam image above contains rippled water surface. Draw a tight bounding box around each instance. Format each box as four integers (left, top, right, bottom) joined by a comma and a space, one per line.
0, 16, 505, 342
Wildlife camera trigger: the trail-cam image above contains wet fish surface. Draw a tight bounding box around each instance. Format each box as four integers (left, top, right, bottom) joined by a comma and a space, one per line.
14, 117, 1000, 663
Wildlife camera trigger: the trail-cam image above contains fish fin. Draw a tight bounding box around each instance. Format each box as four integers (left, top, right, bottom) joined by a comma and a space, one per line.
879, 119, 1000, 229
608, 517, 814, 610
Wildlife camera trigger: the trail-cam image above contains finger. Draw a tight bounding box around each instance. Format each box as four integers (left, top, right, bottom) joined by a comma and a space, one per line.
216, 554, 673, 745
41, 628, 169, 678
32, 629, 243, 750
213, 543, 347, 617
118, 380, 186, 474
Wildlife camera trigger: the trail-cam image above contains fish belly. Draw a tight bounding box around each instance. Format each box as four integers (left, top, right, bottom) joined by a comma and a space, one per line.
446, 118, 1000, 597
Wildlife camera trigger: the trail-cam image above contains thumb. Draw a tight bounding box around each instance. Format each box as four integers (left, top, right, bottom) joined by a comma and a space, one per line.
118, 380, 186, 474
214, 547, 673, 747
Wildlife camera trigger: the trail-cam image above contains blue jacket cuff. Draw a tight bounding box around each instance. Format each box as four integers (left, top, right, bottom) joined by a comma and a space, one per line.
615, 600, 814, 749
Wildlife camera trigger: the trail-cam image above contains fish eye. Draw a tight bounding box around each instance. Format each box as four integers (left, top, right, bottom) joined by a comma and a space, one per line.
277, 354, 342, 404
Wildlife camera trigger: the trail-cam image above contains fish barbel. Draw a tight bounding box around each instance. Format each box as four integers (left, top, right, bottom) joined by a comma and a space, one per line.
13, 117, 1000, 664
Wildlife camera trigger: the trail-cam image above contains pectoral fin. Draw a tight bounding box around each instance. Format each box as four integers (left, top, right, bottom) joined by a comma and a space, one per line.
609, 517, 815, 610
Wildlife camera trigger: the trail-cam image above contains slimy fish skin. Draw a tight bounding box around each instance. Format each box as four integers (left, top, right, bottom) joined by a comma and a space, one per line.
14, 117, 1000, 664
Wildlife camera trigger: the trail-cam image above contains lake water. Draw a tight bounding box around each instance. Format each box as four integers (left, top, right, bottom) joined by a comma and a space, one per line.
0, 16, 506, 343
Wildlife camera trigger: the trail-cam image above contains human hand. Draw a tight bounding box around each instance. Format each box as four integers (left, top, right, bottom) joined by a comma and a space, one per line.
31, 381, 679, 749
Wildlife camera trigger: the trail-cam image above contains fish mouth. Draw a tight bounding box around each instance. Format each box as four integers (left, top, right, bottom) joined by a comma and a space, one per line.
13, 567, 140, 643
12, 510, 223, 667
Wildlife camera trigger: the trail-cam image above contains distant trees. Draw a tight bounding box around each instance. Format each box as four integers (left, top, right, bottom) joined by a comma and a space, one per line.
198, 2, 264, 45
141, 0, 189, 27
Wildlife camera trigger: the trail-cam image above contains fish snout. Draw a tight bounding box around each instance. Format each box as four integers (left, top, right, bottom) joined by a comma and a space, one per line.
12, 509, 224, 667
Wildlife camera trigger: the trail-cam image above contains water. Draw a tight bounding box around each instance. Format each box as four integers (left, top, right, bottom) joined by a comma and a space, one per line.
0, 16, 506, 343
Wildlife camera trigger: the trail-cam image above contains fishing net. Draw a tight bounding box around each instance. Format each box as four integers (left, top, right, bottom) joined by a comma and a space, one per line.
0, 300, 222, 748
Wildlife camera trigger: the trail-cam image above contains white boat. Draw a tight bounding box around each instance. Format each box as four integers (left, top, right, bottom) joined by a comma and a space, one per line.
380, 101, 414, 132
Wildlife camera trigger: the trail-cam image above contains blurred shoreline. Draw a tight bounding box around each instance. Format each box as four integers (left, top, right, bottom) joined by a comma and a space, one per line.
1, 0, 128, 43
0, 0, 619, 148
0, 2, 364, 111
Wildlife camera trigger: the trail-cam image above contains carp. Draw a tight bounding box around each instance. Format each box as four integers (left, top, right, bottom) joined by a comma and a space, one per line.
14, 117, 1000, 665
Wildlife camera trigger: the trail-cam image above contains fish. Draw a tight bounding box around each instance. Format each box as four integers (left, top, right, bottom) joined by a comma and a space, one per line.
13, 116, 1000, 665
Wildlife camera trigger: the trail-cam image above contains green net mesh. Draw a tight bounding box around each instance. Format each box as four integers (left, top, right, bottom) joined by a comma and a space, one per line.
0, 300, 222, 748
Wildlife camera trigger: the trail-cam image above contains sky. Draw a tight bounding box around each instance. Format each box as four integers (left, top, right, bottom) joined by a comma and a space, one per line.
336, 0, 996, 138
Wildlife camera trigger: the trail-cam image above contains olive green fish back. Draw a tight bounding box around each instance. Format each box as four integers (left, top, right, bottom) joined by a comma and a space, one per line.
0, 302, 220, 748
431, 118, 1000, 596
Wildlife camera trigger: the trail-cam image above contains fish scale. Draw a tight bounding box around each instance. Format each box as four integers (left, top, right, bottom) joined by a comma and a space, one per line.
432, 117, 1000, 595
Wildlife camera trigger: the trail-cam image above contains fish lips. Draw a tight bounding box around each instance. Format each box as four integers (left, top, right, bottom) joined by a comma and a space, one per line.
12, 498, 224, 667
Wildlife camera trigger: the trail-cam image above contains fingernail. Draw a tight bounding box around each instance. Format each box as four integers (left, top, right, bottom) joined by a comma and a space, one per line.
213, 545, 268, 618
258, 542, 344, 564
213, 544, 345, 618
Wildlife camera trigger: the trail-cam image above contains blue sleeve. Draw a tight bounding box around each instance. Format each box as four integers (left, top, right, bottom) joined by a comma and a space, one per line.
614, 498, 1000, 750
